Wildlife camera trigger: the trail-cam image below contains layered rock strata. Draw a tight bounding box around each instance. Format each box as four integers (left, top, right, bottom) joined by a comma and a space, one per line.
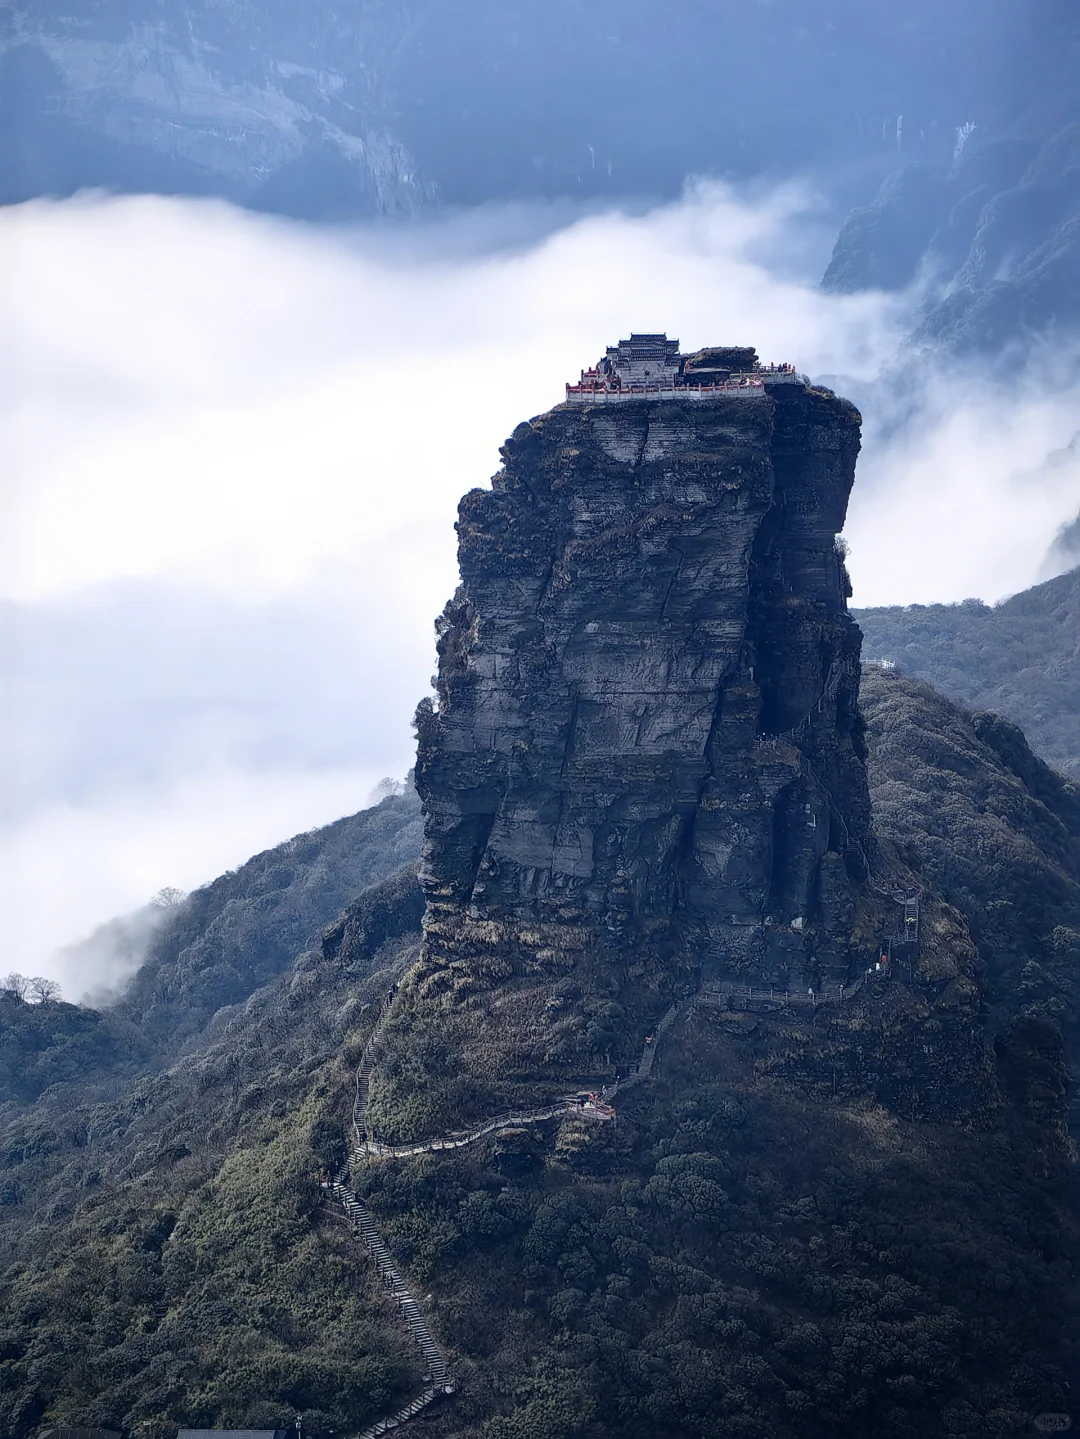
415, 374, 871, 996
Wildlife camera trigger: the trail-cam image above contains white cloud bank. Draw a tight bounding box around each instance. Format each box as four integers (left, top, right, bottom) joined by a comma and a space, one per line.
1, 184, 1077, 991
844, 359, 1080, 607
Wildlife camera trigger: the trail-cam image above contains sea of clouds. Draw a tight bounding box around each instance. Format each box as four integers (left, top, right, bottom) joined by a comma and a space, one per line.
2, 182, 1078, 996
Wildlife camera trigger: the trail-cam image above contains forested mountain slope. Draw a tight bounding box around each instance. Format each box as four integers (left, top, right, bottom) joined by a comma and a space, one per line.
857, 566, 1079, 779
0, 693, 1076, 1435
861, 669, 1080, 1047
113, 788, 421, 1048
0, 866, 427, 1432
0, 993, 131, 1108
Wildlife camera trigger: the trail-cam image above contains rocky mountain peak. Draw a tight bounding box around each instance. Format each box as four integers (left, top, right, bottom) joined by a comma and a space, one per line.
415, 358, 872, 1002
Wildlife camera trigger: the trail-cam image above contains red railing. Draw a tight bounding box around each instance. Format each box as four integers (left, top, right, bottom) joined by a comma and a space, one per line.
566, 378, 767, 397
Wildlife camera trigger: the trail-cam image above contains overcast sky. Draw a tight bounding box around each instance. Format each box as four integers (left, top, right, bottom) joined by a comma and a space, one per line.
3, 183, 1078, 994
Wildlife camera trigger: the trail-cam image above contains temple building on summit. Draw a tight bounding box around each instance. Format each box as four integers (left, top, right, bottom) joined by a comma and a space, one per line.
601, 333, 682, 384
567, 332, 800, 403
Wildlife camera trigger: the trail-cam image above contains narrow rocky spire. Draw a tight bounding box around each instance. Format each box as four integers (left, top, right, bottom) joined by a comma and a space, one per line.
415, 356, 871, 998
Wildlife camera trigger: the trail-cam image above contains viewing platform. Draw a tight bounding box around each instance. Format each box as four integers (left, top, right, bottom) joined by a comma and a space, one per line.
563, 334, 804, 405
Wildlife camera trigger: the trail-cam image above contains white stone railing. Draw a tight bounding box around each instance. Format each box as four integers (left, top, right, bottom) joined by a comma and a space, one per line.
354, 1098, 613, 1162
564, 368, 803, 405
698, 969, 875, 1012
566, 380, 766, 404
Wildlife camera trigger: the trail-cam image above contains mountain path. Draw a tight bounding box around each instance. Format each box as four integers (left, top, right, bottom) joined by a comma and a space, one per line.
335, 900, 916, 1437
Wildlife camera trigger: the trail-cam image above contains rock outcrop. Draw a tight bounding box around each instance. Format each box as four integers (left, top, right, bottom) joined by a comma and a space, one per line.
415, 371, 872, 999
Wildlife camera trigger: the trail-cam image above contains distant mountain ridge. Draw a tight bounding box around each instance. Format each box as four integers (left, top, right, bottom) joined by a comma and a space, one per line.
857, 566, 1080, 779
0, 9, 431, 220
1, 0, 1031, 218
112, 788, 421, 1049
7, 1, 1076, 368
823, 0, 1080, 350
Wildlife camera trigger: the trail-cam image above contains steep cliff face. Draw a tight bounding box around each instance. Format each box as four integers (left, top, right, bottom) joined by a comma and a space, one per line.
415, 383, 869, 1007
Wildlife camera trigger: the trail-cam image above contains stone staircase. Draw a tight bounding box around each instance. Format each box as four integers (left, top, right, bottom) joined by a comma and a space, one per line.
332, 1004, 677, 1435
607, 997, 687, 1095
352, 1028, 384, 1151
353, 1387, 439, 1439
332, 1172, 454, 1439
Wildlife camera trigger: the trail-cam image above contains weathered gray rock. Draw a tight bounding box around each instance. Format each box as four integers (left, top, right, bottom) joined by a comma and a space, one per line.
415, 378, 871, 995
